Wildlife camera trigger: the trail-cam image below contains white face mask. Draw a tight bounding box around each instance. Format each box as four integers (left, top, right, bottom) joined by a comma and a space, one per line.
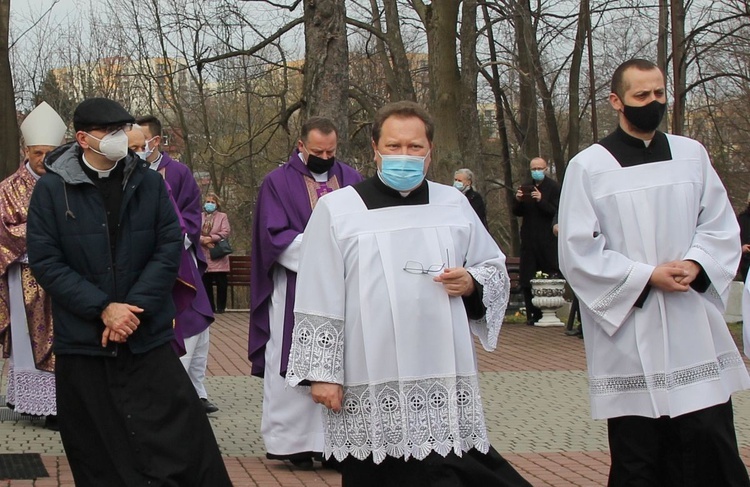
142, 136, 157, 160
86, 130, 129, 162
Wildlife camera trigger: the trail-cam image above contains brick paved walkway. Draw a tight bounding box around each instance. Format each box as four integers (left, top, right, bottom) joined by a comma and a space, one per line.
1, 312, 750, 486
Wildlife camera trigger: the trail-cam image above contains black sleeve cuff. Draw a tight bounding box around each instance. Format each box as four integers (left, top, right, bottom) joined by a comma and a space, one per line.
689, 264, 710, 293
633, 284, 651, 308
462, 278, 487, 320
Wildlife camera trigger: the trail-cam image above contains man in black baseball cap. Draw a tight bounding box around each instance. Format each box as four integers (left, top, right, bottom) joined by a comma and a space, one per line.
26, 97, 232, 486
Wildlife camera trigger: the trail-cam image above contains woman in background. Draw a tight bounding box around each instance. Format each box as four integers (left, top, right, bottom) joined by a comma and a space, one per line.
201, 193, 231, 313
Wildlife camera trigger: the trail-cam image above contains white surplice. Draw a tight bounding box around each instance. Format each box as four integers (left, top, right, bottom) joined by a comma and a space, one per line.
287, 181, 509, 464
559, 134, 750, 420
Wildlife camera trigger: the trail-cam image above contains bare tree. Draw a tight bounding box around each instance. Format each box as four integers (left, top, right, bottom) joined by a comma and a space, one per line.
0, 0, 18, 177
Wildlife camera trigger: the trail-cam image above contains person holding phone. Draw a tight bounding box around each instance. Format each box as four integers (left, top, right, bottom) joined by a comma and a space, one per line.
512, 157, 561, 326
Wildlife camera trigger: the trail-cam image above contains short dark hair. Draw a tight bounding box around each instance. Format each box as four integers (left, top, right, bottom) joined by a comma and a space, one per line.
135, 115, 163, 137
300, 117, 337, 142
372, 101, 434, 144
611, 59, 664, 99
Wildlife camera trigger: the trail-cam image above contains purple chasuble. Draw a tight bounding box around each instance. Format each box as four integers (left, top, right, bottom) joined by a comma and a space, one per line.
155, 154, 214, 350
248, 150, 363, 377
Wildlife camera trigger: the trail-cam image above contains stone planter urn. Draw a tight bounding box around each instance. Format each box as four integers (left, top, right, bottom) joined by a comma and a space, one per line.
529, 278, 567, 327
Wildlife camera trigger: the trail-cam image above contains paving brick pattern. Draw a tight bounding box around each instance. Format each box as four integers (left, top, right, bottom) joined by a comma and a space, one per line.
1, 313, 750, 486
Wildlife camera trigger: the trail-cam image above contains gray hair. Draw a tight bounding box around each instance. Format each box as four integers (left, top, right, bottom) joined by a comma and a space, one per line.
454, 168, 474, 182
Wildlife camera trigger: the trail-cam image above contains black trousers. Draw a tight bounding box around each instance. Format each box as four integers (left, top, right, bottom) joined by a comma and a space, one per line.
522, 287, 542, 323
203, 272, 228, 312
56, 344, 232, 487
607, 399, 750, 487
340, 446, 531, 487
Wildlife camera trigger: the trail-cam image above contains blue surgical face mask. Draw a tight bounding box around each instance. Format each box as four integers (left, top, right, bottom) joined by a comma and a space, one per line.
531, 169, 545, 181
453, 181, 465, 191
204, 202, 217, 213
377, 151, 429, 191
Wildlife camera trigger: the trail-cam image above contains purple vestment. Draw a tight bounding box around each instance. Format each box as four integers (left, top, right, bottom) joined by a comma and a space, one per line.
248, 150, 363, 377
156, 153, 213, 349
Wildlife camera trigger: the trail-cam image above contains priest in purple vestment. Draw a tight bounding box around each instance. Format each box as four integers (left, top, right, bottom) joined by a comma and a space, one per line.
134, 116, 218, 414
0, 102, 67, 430
249, 117, 363, 468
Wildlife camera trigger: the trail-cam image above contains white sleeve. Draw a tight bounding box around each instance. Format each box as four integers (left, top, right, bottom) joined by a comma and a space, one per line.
682, 144, 741, 308
277, 234, 304, 272
286, 200, 346, 386
558, 155, 654, 336
459, 197, 509, 351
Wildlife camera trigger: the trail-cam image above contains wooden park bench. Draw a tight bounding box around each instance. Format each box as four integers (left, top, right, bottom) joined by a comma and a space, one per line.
226, 255, 251, 310
505, 256, 524, 310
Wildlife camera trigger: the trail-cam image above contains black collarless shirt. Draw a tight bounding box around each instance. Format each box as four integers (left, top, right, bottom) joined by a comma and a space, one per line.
80, 158, 125, 259
353, 175, 429, 209
598, 126, 672, 167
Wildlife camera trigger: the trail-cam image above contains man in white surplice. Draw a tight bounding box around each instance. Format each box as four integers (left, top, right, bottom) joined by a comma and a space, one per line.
558, 59, 750, 486
287, 101, 530, 487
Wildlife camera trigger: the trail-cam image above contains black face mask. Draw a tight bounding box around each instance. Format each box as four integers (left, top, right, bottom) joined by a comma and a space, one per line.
305, 153, 335, 174
622, 100, 667, 133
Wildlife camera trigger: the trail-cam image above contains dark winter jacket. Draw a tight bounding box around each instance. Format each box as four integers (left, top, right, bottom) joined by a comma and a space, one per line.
27, 142, 181, 356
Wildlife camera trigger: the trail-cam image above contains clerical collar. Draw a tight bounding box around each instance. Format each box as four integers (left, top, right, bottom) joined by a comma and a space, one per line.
24, 162, 41, 181
598, 125, 672, 168
298, 153, 328, 182
354, 175, 429, 210
82, 154, 118, 178
149, 152, 163, 171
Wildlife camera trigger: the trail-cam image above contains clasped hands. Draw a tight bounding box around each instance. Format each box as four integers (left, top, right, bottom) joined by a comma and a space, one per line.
648, 260, 701, 293
100, 302, 144, 347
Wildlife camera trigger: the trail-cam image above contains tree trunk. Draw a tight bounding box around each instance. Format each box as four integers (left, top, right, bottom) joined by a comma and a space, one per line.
586, 7, 598, 142
657, 0, 670, 132
413, 0, 462, 172
303, 0, 350, 156
670, 0, 687, 135
457, 0, 482, 186
566, 0, 589, 171
0, 0, 18, 179
481, 3, 520, 256
379, 0, 416, 102
514, 0, 539, 165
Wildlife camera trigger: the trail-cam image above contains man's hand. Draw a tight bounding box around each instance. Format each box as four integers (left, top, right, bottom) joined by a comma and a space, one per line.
669, 260, 701, 286
742, 244, 750, 254
515, 188, 524, 201
434, 267, 475, 296
101, 302, 143, 347
648, 261, 697, 292
101, 328, 128, 347
531, 187, 542, 202
311, 382, 344, 412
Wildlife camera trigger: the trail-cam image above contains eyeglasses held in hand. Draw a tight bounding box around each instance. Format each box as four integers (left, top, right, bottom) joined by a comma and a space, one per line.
403, 260, 445, 275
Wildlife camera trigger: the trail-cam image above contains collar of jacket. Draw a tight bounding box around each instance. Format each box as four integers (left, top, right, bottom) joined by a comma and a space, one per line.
44, 142, 141, 187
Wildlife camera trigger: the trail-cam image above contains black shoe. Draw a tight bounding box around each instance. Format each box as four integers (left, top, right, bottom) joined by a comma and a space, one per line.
201, 398, 219, 414
215, 309, 225, 314
44, 415, 59, 431
289, 457, 314, 470
526, 320, 536, 326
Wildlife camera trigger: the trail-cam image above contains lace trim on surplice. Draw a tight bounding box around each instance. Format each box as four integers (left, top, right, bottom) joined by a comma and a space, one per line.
286, 312, 345, 386
589, 351, 746, 396
325, 375, 489, 464
589, 264, 635, 318
6, 365, 56, 416
466, 264, 509, 351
